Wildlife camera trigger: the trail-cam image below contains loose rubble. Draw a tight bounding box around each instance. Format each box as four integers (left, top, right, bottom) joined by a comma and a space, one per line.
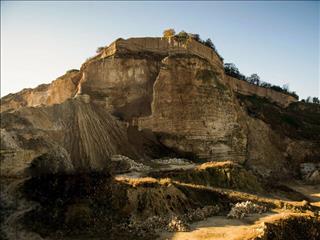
184, 205, 220, 222
111, 155, 151, 173
152, 158, 193, 165
117, 204, 220, 237
167, 216, 190, 232
227, 201, 267, 219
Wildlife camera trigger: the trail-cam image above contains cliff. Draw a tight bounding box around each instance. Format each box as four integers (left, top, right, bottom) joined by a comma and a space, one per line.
1, 35, 320, 240
1, 36, 318, 179
0, 37, 295, 112
225, 76, 297, 107
0, 70, 81, 112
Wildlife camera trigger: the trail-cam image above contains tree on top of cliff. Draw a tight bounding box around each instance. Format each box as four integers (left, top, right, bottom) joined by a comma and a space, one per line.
304, 96, 320, 104
177, 30, 188, 37
96, 46, 104, 54
188, 33, 201, 41
163, 28, 176, 38
204, 38, 216, 51
175, 31, 189, 41
224, 63, 239, 73
247, 74, 260, 85
224, 63, 246, 80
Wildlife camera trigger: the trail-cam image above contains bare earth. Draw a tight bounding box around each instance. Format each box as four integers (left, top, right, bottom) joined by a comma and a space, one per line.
158, 183, 320, 240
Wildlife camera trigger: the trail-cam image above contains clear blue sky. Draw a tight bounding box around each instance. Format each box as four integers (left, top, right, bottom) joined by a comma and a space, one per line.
1, 1, 319, 99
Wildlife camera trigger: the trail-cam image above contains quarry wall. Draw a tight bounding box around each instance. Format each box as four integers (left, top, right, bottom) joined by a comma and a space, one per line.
102, 37, 297, 107
225, 76, 298, 107
1, 37, 298, 113
102, 37, 224, 72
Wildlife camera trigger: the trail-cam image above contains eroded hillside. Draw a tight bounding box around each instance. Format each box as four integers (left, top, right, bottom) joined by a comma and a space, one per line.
1, 36, 319, 240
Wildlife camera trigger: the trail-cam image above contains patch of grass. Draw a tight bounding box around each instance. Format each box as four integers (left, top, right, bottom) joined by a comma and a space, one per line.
238, 94, 320, 140
196, 69, 216, 83
195, 69, 227, 91
115, 176, 173, 188
281, 114, 300, 128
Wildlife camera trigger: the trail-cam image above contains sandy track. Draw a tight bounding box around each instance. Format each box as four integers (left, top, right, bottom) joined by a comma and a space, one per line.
158, 182, 320, 240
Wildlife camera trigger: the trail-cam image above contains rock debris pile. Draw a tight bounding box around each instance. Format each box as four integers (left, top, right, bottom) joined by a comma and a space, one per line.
184, 205, 220, 222
111, 155, 151, 173
227, 201, 267, 219
152, 158, 193, 165
118, 204, 220, 237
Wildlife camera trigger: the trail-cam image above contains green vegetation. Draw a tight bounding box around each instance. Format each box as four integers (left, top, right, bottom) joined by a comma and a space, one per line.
163, 28, 176, 38
196, 69, 216, 83
66, 69, 79, 74
224, 63, 299, 99
238, 94, 320, 140
96, 46, 104, 53
301, 96, 320, 104
163, 28, 224, 61
195, 69, 227, 90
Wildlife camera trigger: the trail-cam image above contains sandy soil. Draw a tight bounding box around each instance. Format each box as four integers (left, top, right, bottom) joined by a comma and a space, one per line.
158, 213, 269, 240
285, 182, 320, 207
158, 182, 320, 240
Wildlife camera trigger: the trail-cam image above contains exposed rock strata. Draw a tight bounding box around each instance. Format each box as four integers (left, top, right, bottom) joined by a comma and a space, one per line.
0, 97, 139, 176
0, 70, 81, 112
1, 36, 319, 178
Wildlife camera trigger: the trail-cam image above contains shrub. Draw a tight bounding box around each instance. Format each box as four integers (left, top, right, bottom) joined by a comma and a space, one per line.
224, 63, 245, 80
188, 33, 201, 41
313, 97, 320, 104
163, 28, 176, 38
224, 63, 299, 99
66, 69, 79, 74
96, 46, 104, 54
204, 38, 215, 50
247, 74, 260, 85
176, 30, 189, 39
196, 69, 216, 82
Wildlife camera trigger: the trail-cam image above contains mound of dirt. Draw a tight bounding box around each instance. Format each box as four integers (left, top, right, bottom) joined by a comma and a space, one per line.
1, 98, 172, 176
149, 161, 264, 193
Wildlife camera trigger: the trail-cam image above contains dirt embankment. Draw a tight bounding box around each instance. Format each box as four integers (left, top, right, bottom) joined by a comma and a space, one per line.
149, 161, 264, 193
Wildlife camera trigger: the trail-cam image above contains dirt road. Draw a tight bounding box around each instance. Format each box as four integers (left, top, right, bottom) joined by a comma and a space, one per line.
158, 183, 320, 240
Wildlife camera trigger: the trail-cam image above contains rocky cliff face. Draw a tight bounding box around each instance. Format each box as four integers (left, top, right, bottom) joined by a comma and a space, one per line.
0, 96, 140, 177
0, 70, 81, 112
138, 55, 247, 162
1, 36, 320, 240
1, 37, 319, 179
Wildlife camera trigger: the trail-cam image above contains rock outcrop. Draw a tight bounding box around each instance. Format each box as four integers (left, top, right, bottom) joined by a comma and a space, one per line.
225, 76, 298, 107
1, 36, 319, 179
0, 96, 139, 176
1, 35, 320, 240
138, 54, 247, 162
0, 70, 81, 112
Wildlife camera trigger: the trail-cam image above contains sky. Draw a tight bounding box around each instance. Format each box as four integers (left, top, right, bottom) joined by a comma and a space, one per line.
1, 1, 319, 99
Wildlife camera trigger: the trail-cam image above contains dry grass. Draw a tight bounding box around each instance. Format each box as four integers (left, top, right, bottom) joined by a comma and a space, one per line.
196, 161, 236, 170
115, 176, 173, 187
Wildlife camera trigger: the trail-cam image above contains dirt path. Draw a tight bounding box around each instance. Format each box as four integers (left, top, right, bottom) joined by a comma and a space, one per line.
285, 183, 320, 207
158, 212, 278, 240
158, 183, 320, 240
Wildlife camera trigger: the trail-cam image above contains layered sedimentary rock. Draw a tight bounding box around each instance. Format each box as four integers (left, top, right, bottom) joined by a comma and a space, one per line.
239, 95, 320, 179
0, 96, 138, 177
138, 55, 247, 162
1, 35, 320, 240
1, 36, 319, 178
0, 70, 81, 112
225, 76, 298, 107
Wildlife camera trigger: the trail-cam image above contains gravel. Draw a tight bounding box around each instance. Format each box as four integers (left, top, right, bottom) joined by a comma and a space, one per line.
227, 201, 267, 219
